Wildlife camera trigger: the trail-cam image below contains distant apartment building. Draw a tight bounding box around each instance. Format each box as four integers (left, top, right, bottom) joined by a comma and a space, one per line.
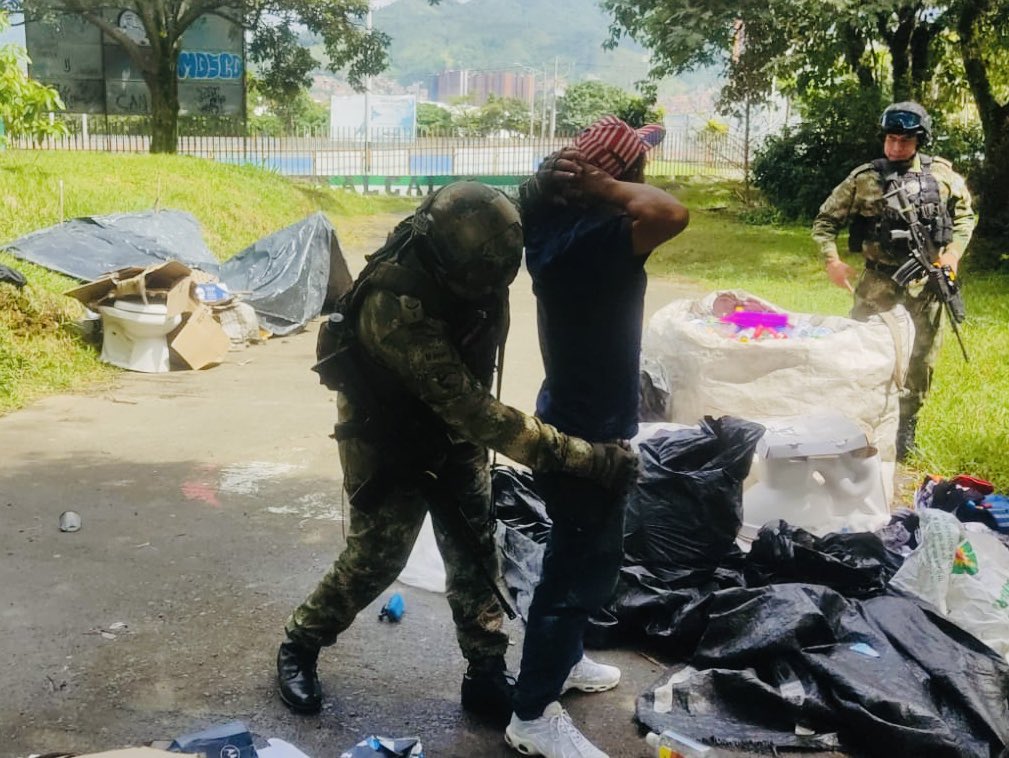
429, 69, 535, 105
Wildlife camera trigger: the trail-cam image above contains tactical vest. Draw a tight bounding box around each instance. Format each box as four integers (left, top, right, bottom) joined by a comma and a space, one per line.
848, 154, 953, 255
315, 217, 507, 451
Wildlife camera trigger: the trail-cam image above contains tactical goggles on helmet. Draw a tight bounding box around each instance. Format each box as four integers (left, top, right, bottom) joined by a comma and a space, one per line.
881, 110, 923, 133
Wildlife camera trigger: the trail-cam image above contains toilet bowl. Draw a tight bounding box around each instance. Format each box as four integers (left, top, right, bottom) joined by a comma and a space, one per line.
740, 413, 889, 541
98, 299, 182, 373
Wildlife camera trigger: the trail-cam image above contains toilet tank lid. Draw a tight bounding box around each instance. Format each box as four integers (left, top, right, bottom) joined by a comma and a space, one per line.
111, 298, 170, 315
756, 413, 870, 459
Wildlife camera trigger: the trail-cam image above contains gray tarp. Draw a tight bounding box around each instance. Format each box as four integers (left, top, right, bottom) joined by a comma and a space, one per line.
2, 210, 220, 280
219, 212, 351, 335
2, 209, 352, 336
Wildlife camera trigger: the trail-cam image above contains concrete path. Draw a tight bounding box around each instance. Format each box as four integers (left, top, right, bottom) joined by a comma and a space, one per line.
0, 215, 748, 758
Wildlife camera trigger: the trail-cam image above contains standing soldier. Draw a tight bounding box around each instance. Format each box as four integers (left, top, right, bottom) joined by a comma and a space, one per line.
811, 101, 975, 460
276, 181, 637, 724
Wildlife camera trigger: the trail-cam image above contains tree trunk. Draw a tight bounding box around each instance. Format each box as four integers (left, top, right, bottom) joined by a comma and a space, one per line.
958, 0, 1009, 262
975, 114, 1009, 253
883, 9, 916, 101
147, 56, 180, 154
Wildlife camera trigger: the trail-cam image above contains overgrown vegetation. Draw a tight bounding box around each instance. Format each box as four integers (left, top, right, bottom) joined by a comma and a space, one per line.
0, 150, 416, 413
649, 177, 1009, 489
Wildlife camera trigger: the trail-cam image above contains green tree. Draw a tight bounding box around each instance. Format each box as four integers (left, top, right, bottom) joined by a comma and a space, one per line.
555, 81, 661, 132
957, 0, 1009, 260
602, 0, 1009, 255
474, 94, 529, 135
0, 10, 66, 144
555, 80, 628, 132
6, 0, 393, 153
417, 101, 454, 135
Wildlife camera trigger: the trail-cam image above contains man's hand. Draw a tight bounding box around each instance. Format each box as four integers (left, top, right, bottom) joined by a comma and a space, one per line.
938, 251, 959, 274
826, 259, 856, 291
588, 441, 639, 494
533, 148, 583, 202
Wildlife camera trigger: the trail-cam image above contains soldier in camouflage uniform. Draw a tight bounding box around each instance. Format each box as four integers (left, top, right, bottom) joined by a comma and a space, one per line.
811, 102, 975, 460
276, 181, 637, 724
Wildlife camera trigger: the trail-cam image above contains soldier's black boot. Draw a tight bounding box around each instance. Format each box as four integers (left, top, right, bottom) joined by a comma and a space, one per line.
277, 637, 322, 714
460, 655, 514, 726
896, 413, 919, 463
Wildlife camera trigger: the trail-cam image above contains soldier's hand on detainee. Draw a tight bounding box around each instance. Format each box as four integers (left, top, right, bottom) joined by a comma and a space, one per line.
588, 441, 640, 494
826, 259, 856, 292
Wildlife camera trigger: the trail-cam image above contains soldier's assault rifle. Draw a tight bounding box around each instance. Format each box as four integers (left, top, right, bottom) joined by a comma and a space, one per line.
882, 184, 970, 362
313, 312, 518, 620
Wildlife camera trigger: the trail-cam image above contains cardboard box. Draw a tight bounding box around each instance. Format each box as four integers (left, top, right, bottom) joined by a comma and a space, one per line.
65, 261, 194, 316
169, 303, 231, 370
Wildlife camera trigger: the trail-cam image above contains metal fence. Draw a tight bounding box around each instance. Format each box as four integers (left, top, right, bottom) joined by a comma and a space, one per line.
9, 126, 749, 182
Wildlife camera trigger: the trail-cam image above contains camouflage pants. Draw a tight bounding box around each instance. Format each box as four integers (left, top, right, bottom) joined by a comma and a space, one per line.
851, 267, 943, 420
286, 408, 508, 662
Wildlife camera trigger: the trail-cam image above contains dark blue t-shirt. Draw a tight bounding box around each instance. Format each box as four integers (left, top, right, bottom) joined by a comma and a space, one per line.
524, 207, 647, 441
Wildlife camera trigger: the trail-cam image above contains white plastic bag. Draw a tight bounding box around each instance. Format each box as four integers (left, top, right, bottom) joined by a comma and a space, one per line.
891, 509, 1009, 658
397, 513, 446, 593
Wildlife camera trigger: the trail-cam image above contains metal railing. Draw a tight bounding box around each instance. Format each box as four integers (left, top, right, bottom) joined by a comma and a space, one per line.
8, 125, 749, 181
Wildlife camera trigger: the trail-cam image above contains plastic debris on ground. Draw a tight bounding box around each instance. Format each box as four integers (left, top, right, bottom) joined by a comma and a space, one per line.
379, 592, 405, 622
339, 736, 423, 758
493, 415, 1009, 756
168, 720, 258, 758
0, 263, 27, 288
58, 511, 82, 532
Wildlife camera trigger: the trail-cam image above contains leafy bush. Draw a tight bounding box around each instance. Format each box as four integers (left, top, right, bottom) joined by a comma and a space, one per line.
752, 85, 887, 220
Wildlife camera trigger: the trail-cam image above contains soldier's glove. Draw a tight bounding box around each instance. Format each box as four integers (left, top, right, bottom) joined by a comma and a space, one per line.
587, 441, 640, 495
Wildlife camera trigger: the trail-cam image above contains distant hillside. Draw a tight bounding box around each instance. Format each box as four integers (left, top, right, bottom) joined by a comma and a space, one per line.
374, 0, 652, 90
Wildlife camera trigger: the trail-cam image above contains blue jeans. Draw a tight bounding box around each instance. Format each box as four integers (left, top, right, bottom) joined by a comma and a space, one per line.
512, 471, 627, 720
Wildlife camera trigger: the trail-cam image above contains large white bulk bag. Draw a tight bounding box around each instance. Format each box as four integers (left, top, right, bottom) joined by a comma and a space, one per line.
643, 290, 913, 504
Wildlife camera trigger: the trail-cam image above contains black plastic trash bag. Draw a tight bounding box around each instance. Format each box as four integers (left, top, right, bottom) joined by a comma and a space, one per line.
492, 465, 550, 620
622, 416, 764, 585
745, 520, 904, 598
0, 264, 26, 289
585, 416, 763, 646
636, 584, 1009, 757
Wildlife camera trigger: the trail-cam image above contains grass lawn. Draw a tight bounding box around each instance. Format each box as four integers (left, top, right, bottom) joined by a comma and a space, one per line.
650, 177, 1009, 489
0, 150, 416, 413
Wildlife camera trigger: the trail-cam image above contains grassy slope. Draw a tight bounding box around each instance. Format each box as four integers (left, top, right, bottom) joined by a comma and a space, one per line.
0, 150, 416, 413
648, 179, 1009, 488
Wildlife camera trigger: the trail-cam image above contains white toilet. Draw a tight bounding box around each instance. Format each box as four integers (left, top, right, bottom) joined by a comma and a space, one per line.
98, 299, 183, 373
740, 413, 889, 540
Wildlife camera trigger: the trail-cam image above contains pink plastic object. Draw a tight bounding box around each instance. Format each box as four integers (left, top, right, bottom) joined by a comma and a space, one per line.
720, 310, 789, 329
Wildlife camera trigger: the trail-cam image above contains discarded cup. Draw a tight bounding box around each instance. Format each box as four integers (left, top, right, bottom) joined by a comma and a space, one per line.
379, 592, 405, 623
59, 511, 82, 532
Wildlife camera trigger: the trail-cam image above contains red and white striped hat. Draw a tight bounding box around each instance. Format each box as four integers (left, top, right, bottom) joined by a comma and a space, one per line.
573, 115, 665, 178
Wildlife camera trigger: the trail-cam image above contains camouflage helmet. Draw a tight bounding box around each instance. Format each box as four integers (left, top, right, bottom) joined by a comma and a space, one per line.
880, 101, 932, 147
412, 181, 522, 299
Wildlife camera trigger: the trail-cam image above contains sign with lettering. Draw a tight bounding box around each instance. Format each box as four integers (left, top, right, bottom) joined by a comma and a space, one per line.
25, 8, 245, 117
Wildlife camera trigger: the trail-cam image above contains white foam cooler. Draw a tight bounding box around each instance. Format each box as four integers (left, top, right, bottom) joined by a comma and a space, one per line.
741, 413, 889, 541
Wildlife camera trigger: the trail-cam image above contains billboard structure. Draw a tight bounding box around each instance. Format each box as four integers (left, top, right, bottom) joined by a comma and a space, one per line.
330, 95, 416, 140
24, 9, 245, 117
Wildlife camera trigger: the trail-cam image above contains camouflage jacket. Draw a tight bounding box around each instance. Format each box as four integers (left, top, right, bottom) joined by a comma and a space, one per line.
351, 283, 593, 475
811, 154, 975, 265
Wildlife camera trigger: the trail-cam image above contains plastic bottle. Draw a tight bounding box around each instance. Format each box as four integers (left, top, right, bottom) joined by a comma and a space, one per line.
645, 730, 722, 757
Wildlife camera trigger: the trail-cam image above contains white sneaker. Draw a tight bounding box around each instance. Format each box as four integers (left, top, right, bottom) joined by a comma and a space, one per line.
505, 701, 608, 758
560, 654, 621, 694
